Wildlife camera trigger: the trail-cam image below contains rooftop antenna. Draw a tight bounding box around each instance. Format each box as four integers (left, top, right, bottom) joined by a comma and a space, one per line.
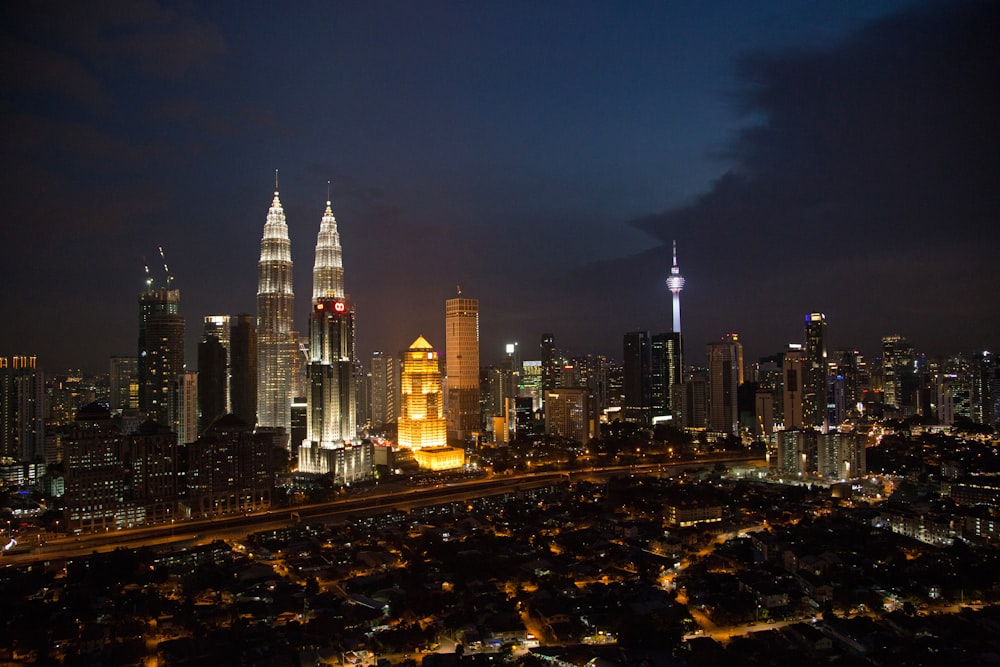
275, 168, 279, 192
327, 179, 331, 203
158, 245, 173, 288
457, 284, 462, 296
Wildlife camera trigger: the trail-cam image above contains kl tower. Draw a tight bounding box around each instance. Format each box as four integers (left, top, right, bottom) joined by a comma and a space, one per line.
666, 240, 685, 333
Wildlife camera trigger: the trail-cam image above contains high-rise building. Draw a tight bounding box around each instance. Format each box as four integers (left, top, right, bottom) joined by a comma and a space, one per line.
203, 315, 231, 408
707, 334, 742, 435
544, 387, 598, 444
882, 334, 915, 415
541, 333, 558, 396
257, 186, 296, 443
370, 351, 398, 430
198, 320, 228, 432
445, 293, 480, 443
623, 331, 651, 424
651, 332, 682, 422
803, 313, 828, 428
398, 336, 447, 451
299, 197, 359, 475
108, 356, 138, 412
0, 356, 45, 462
170, 371, 198, 445
229, 314, 257, 427
782, 345, 806, 429
138, 285, 184, 425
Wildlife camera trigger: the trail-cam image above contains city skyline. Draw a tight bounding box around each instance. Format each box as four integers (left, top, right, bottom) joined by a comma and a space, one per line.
2, 1, 997, 373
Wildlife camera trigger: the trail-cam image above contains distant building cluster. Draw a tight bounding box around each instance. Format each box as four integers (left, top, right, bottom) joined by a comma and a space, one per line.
1, 184, 999, 533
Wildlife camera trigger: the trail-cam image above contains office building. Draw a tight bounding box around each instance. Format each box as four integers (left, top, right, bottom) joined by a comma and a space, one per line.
707, 334, 742, 435
398, 336, 447, 451
803, 313, 828, 428
229, 314, 257, 427
198, 320, 228, 432
108, 356, 138, 412
257, 185, 296, 444
185, 414, 274, 518
544, 387, 598, 444
882, 334, 915, 415
783, 345, 806, 430
170, 371, 198, 445
541, 333, 559, 397
651, 332, 682, 422
370, 351, 398, 431
138, 286, 184, 425
445, 294, 480, 443
0, 356, 45, 462
623, 331, 651, 424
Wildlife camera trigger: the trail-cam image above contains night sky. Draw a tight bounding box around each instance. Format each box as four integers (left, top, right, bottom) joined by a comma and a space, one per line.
2, 1, 997, 375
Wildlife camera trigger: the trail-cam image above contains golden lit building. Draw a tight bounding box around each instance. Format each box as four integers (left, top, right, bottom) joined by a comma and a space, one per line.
398, 336, 447, 450
413, 446, 465, 470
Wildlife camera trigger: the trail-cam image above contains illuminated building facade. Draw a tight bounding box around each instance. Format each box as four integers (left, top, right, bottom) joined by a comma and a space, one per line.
257, 187, 296, 444
169, 371, 199, 445
882, 334, 915, 415
651, 332, 682, 422
185, 414, 273, 518
0, 355, 45, 462
804, 312, 828, 428
108, 356, 138, 412
298, 198, 360, 476
783, 346, 806, 429
445, 295, 480, 443
398, 336, 447, 451
138, 287, 184, 425
707, 334, 742, 435
370, 351, 398, 430
544, 387, 598, 445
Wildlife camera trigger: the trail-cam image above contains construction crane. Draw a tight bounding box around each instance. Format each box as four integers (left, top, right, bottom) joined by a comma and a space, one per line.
158, 245, 173, 288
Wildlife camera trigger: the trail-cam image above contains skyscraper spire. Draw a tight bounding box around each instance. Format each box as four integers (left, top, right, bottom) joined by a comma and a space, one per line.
257, 182, 295, 438
666, 240, 685, 334
312, 190, 344, 302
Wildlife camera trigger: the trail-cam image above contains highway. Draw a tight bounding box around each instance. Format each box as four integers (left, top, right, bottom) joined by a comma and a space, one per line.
1, 454, 763, 567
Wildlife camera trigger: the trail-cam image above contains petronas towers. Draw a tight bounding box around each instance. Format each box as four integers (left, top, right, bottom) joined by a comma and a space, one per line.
256, 182, 359, 472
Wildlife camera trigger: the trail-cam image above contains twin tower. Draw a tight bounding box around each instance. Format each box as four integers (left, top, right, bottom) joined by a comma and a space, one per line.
256, 184, 358, 475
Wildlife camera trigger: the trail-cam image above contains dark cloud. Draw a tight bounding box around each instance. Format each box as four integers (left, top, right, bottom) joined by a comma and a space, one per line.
603, 0, 1000, 359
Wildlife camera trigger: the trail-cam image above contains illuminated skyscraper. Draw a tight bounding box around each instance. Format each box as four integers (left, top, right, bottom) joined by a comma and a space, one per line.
445, 293, 480, 443
0, 356, 45, 461
651, 332, 682, 421
370, 351, 398, 430
707, 333, 742, 435
881, 334, 915, 414
299, 197, 358, 475
138, 286, 184, 425
398, 336, 447, 451
783, 345, 806, 429
108, 356, 138, 412
803, 313, 828, 428
257, 184, 296, 443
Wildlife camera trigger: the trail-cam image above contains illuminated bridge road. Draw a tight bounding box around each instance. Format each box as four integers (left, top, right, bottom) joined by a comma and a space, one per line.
1, 454, 763, 566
